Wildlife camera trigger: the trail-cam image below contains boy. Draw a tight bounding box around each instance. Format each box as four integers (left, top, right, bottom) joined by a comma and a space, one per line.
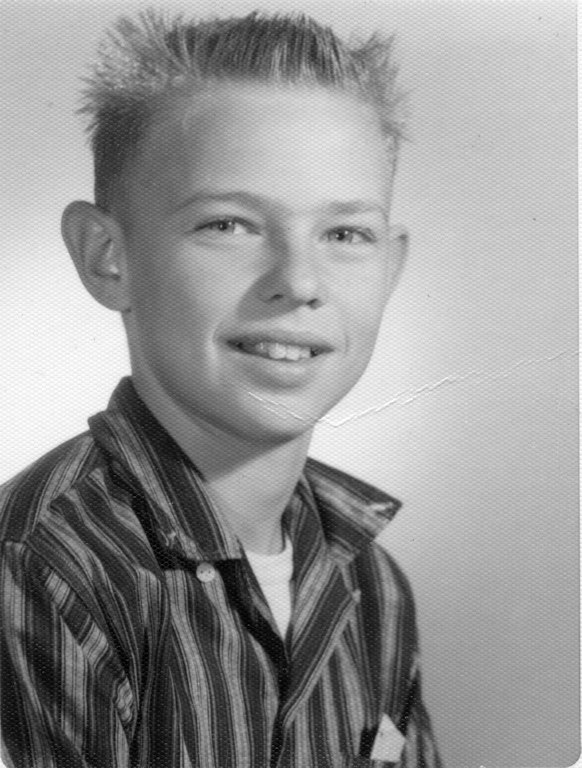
0, 10, 442, 768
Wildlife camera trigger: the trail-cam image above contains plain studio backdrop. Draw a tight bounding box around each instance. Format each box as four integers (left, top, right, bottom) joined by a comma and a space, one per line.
0, 1, 578, 766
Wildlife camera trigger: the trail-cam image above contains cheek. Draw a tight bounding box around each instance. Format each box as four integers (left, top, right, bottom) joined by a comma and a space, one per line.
129, 249, 210, 323
342, 281, 388, 344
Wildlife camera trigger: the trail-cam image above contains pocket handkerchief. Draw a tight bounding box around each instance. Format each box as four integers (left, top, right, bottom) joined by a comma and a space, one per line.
370, 713, 406, 761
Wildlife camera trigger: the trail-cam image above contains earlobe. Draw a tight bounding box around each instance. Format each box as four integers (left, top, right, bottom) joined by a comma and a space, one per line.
61, 201, 130, 312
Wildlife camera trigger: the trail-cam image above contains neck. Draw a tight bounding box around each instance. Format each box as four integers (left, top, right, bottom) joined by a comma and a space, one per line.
203, 440, 309, 554
133, 377, 312, 555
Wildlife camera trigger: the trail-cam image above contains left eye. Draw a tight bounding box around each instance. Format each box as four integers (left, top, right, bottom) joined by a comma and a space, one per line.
326, 228, 371, 244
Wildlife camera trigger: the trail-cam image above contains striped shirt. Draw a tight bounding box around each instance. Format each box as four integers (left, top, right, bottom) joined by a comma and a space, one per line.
0, 378, 442, 768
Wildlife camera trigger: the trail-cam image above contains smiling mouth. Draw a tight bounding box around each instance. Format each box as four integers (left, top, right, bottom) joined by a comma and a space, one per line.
233, 341, 321, 361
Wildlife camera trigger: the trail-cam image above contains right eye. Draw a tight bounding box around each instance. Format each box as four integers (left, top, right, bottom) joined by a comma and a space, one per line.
196, 218, 253, 235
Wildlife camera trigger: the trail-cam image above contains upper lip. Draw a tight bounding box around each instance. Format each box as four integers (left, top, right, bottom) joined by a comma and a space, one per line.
226, 330, 335, 352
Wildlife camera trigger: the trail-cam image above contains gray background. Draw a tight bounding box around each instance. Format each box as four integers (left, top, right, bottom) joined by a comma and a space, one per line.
1, 1, 578, 766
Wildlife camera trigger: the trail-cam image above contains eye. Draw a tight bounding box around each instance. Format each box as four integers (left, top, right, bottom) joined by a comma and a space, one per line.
196, 218, 254, 236
326, 227, 374, 245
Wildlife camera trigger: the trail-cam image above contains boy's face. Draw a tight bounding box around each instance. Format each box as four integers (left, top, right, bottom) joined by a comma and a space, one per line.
119, 83, 403, 445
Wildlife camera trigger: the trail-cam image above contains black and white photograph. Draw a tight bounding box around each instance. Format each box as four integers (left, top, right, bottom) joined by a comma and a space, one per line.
0, 1, 578, 766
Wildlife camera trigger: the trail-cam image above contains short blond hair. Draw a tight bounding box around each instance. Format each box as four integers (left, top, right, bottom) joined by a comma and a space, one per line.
81, 10, 405, 213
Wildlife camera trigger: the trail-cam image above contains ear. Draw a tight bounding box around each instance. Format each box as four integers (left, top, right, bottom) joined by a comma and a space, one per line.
384, 224, 408, 298
61, 201, 130, 312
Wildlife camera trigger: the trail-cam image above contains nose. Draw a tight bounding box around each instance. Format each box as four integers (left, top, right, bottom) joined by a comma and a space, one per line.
257, 232, 328, 309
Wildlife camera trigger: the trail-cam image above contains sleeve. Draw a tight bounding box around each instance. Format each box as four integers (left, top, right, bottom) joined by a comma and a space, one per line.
1, 541, 135, 768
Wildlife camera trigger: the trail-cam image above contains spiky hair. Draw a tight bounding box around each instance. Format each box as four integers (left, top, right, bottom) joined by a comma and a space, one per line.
81, 10, 405, 213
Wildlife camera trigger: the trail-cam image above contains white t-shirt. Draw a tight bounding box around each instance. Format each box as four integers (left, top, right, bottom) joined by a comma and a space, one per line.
246, 536, 293, 639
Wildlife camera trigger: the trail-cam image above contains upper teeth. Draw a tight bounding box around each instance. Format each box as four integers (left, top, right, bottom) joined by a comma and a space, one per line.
239, 341, 315, 361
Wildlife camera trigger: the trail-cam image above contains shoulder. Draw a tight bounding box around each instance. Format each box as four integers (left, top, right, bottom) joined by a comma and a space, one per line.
0, 429, 167, 638
0, 431, 101, 544
0, 425, 160, 575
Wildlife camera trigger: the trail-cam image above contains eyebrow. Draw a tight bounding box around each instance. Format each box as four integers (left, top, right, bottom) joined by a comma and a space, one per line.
173, 191, 388, 221
322, 200, 388, 220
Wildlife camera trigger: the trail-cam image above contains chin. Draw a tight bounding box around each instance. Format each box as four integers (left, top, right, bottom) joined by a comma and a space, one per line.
218, 400, 323, 447
240, 414, 318, 446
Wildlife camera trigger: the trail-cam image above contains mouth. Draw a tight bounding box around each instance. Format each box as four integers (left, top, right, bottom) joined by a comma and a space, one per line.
232, 340, 322, 362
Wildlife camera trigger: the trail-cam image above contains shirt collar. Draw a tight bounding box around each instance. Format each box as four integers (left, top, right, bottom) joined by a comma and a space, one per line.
88, 378, 400, 566
298, 459, 400, 564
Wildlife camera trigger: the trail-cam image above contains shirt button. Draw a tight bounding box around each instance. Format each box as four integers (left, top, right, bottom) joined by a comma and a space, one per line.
196, 563, 216, 583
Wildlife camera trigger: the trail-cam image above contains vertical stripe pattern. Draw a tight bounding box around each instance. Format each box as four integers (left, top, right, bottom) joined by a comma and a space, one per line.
1, 378, 442, 768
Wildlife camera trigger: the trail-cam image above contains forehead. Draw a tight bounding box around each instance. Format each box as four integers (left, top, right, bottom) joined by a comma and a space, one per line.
126, 83, 394, 215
